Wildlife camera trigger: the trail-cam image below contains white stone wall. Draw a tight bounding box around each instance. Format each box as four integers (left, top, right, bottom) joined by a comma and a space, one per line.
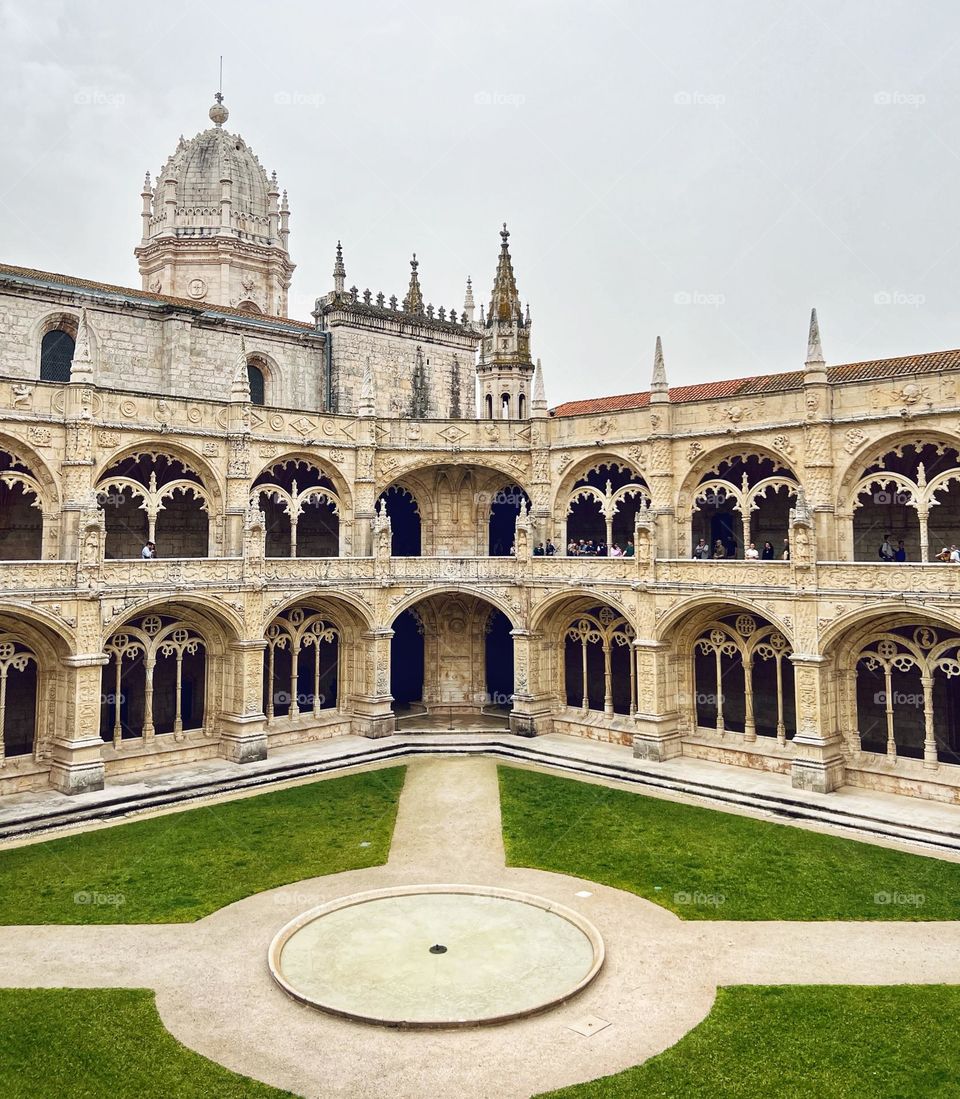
328, 322, 477, 419
0, 288, 327, 411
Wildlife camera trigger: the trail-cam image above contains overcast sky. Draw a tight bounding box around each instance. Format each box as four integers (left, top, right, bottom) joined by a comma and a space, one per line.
2, 0, 959, 404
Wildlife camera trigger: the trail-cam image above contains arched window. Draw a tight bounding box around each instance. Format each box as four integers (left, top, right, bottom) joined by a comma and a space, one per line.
501, 393, 511, 419
517, 394, 526, 419
247, 363, 266, 405
40, 330, 74, 382
485, 394, 493, 419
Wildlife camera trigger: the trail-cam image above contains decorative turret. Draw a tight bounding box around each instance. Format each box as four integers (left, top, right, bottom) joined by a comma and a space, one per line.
805, 308, 826, 380
135, 93, 295, 316
477, 224, 535, 419
463, 276, 476, 326
803, 307, 830, 420
333, 241, 346, 294
403, 254, 424, 315
532, 358, 547, 416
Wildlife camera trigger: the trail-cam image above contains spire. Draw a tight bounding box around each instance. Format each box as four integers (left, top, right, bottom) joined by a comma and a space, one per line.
651, 336, 668, 389
403, 253, 424, 314
532, 358, 547, 413
805, 307, 825, 369
463, 276, 475, 324
650, 336, 669, 407
333, 240, 346, 294
489, 223, 521, 322
71, 309, 94, 381
232, 338, 251, 402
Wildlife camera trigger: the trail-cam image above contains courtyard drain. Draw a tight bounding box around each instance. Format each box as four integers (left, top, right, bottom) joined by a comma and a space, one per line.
429, 943, 448, 954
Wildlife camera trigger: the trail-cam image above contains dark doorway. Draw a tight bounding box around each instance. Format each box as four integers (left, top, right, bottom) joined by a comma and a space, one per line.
380, 487, 421, 557
489, 484, 530, 556
485, 611, 514, 708
390, 610, 424, 708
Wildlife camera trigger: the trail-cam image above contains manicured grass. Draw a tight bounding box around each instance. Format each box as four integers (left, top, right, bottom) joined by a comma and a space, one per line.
0, 767, 405, 924
0, 988, 294, 1098
539, 986, 960, 1099
499, 767, 960, 920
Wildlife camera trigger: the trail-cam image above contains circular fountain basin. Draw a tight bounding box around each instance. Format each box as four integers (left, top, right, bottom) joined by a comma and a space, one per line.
268, 884, 604, 1028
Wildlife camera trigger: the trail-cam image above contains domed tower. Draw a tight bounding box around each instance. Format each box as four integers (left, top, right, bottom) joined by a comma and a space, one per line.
135, 93, 295, 317
477, 224, 534, 419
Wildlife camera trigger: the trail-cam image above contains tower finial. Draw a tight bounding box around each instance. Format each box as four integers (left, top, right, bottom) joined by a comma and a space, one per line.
209, 85, 229, 127
463, 275, 475, 325
403, 252, 424, 314
805, 307, 825, 368
333, 240, 346, 293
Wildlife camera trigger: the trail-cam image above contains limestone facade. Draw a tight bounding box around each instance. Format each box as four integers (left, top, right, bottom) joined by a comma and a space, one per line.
1, 98, 960, 807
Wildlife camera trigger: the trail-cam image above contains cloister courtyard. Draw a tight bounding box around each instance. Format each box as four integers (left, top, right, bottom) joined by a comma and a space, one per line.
2, 743, 960, 1098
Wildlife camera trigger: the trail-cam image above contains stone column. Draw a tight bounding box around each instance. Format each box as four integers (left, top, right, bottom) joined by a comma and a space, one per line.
632, 639, 682, 761
508, 629, 553, 737
789, 654, 846, 792
218, 639, 268, 763
49, 654, 108, 794
352, 628, 396, 738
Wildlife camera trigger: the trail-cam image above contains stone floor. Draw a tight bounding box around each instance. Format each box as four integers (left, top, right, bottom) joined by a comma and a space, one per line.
1, 756, 960, 1098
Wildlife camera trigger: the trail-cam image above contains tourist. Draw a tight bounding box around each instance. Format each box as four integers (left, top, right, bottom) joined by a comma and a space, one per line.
879, 533, 895, 561
533, 542, 545, 556
567, 539, 578, 556
936, 546, 951, 562
781, 538, 790, 561
595, 541, 608, 557
624, 540, 635, 557
545, 540, 557, 556
713, 540, 726, 559
951, 545, 960, 564
725, 535, 737, 559
693, 538, 710, 559
745, 542, 759, 559
761, 540, 775, 560
141, 541, 156, 559
610, 543, 623, 557
895, 539, 907, 562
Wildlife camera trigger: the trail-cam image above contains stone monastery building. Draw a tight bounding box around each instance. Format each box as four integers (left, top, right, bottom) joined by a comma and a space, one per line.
1, 94, 960, 805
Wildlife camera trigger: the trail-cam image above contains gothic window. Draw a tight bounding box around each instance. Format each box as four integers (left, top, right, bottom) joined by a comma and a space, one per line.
247, 363, 266, 405
563, 605, 636, 716
692, 613, 795, 742
100, 615, 208, 744
565, 462, 650, 551
263, 608, 340, 722
39, 329, 74, 382
0, 451, 44, 560
252, 459, 340, 557
0, 635, 38, 760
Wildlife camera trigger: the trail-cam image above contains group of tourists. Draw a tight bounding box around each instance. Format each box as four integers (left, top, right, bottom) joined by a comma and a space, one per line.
532, 541, 558, 556
692, 538, 790, 561
566, 539, 636, 557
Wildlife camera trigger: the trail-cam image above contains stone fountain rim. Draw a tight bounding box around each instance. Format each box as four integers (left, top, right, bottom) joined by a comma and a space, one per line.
267, 882, 606, 1029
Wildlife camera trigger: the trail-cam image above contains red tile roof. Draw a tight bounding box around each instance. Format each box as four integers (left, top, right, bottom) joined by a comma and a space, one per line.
0, 261, 316, 331
551, 349, 960, 417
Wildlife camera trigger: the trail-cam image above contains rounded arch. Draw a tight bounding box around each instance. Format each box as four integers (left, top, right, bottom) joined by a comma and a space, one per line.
102, 594, 244, 651
530, 587, 638, 637
250, 450, 353, 512
261, 589, 374, 636
836, 428, 960, 509
553, 451, 648, 511
93, 440, 224, 497
818, 601, 960, 657
654, 594, 794, 647
0, 432, 61, 510
0, 604, 75, 660
388, 586, 520, 630
677, 442, 801, 506
375, 455, 531, 500
243, 349, 281, 406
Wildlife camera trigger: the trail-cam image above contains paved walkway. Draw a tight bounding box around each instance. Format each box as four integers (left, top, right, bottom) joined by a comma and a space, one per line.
1, 757, 960, 1098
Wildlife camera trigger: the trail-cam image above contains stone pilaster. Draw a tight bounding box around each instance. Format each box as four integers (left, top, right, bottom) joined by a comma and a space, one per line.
632, 639, 681, 761
352, 628, 396, 738
219, 639, 268, 762
509, 629, 553, 736
49, 654, 108, 794
789, 654, 846, 792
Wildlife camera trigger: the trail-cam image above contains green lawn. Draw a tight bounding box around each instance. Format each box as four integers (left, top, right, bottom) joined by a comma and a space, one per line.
0, 767, 404, 924
499, 766, 960, 920
539, 986, 960, 1099
0, 988, 295, 1098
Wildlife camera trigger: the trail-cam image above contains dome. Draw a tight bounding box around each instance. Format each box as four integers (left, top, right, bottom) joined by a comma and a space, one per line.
145, 96, 283, 249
